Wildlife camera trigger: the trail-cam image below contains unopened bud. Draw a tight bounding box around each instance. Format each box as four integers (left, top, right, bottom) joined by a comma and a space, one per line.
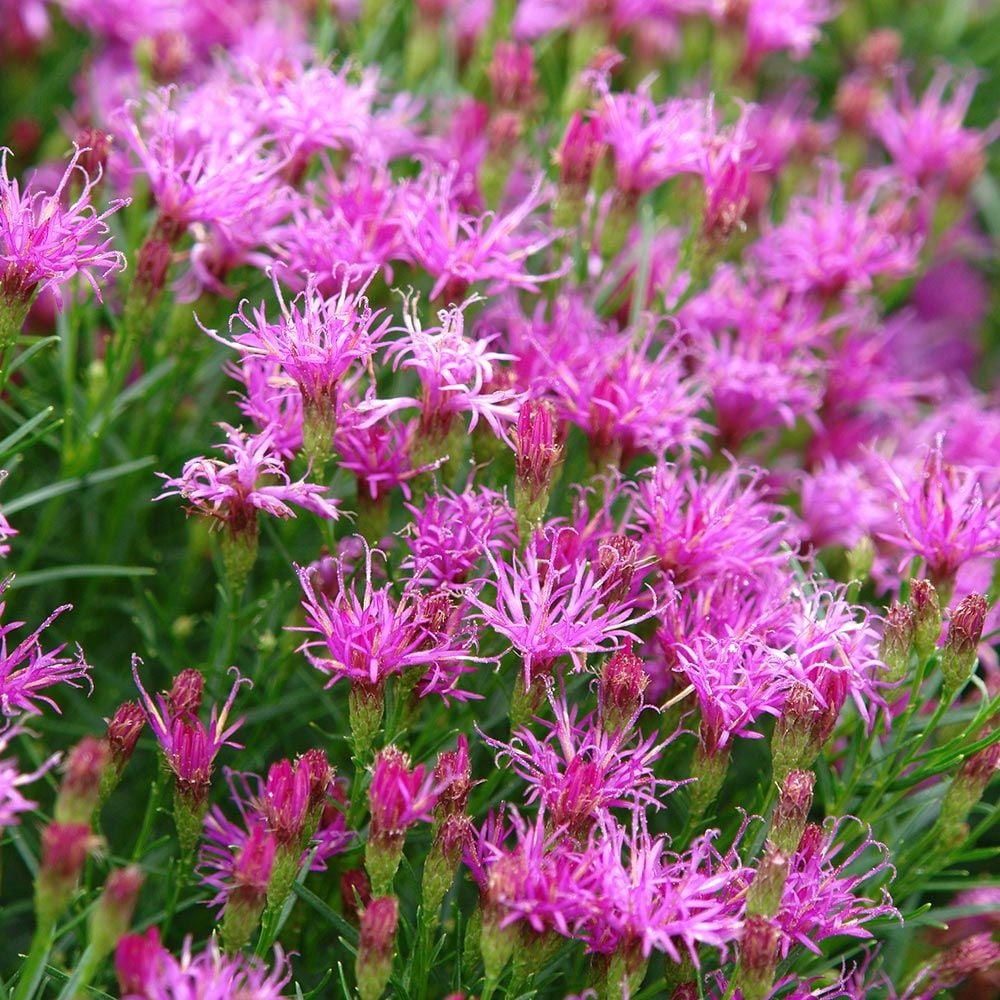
168, 668, 204, 719
135, 236, 173, 297
772, 684, 826, 783
746, 845, 790, 918
597, 535, 639, 605
735, 914, 780, 1000
422, 814, 472, 922
75, 129, 113, 179
36, 823, 99, 926
434, 735, 473, 820
349, 680, 385, 761
909, 579, 942, 660
770, 769, 815, 855
357, 896, 398, 1000
556, 112, 604, 192
880, 602, 915, 683
341, 868, 371, 921
105, 701, 145, 774
599, 641, 648, 734
926, 933, 1000, 989
857, 29, 902, 75
88, 866, 144, 960
941, 594, 987, 699
935, 727, 1000, 842
513, 400, 563, 541
835, 75, 875, 132
488, 42, 536, 110
55, 737, 111, 824
223, 825, 276, 953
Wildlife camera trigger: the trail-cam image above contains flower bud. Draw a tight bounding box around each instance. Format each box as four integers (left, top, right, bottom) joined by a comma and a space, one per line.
105, 701, 145, 775
488, 42, 536, 110
909, 579, 942, 660
36, 823, 99, 926
341, 868, 372, 921
671, 985, 698, 1000
134, 236, 173, 298
434, 735, 473, 821
75, 129, 113, 179
735, 914, 780, 1000
599, 641, 648, 735
934, 728, 1000, 843
925, 932, 1000, 989
880, 601, 915, 683
357, 896, 398, 1000
168, 668, 205, 719
746, 845, 789, 918
556, 113, 604, 192
857, 29, 902, 76
770, 769, 815, 855
513, 400, 563, 541
941, 594, 987, 697
772, 684, 825, 783
88, 866, 144, 961
55, 736, 111, 824
222, 825, 277, 953
298, 748, 335, 815
422, 814, 472, 922
115, 928, 163, 996
597, 535, 639, 606
689, 743, 731, 821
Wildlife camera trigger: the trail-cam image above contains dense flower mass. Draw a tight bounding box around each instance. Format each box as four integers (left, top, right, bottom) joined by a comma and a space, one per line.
0, 0, 996, 997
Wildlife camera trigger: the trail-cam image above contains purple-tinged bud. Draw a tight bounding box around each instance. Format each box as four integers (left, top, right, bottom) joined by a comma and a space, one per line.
222, 824, 277, 953
772, 684, 826, 783
934, 726, 1000, 845
909, 579, 942, 660
599, 641, 648, 735
357, 896, 398, 1000
36, 823, 100, 926
349, 680, 385, 761
770, 769, 815, 855
941, 594, 987, 697
115, 928, 163, 997
150, 30, 193, 83
924, 933, 1000, 989
880, 602, 916, 683
735, 914, 780, 1000
945, 145, 987, 198
488, 42, 536, 110
671, 985, 698, 1000
835, 74, 876, 132
513, 400, 563, 541
597, 535, 639, 606
422, 814, 472, 922
298, 748, 335, 815
134, 236, 173, 297
74, 129, 113, 180
261, 758, 311, 848
857, 29, 902, 75
556, 113, 605, 192
56, 737, 111, 824
366, 747, 438, 895
88, 866, 144, 961
746, 845, 790, 918
168, 668, 204, 720
105, 701, 145, 774
341, 868, 371, 921
434, 735, 473, 820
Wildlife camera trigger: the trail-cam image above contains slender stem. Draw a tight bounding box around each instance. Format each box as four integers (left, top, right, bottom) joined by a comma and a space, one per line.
54, 942, 99, 1000
12, 918, 55, 1000
131, 769, 166, 861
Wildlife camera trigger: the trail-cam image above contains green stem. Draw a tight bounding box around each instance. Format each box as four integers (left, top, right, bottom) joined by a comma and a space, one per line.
12, 917, 55, 1000
54, 942, 99, 1000
131, 769, 166, 861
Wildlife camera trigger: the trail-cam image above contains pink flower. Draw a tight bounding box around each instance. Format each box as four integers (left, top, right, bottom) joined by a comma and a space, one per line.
400, 171, 563, 300
293, 543, 482, 701
0, 592, 91, 717
482, 691, 670, 837
740, 0, 836, 70
465, 528, 653, 684
752, 162, 923, 298
773, 819, 899, 957
880, 437, 1000, 587
871, 67, 996, 194
1, 145, 127, 307
132, 658, 250, 803
156, 424, 340, 535
116, 929, 290, 1000
382, 296, 522, 440
402, 487, 516, 588
369, 746, 439, 839
0, 725, 58, 830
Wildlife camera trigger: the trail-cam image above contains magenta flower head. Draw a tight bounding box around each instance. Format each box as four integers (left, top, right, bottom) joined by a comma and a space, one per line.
0, 724, 58, 831
157, 424, 339, 591
752, 162, 922, 299
465, 528, 653, 689
116, 932, 290, 1000
0, 589, 91, 717
774, 818, 899, 958
366, 746, 439, 895
203, 268, 390, 465
880, 438, 1000, 594
737, 0, 836, 74
132, 657, 250, 857
0, 144, 127, 348
872, 67, 996, 196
